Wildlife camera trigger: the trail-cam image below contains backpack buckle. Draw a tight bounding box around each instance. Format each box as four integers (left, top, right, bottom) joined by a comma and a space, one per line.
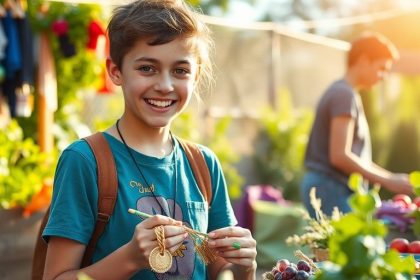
97, 212, 110, 223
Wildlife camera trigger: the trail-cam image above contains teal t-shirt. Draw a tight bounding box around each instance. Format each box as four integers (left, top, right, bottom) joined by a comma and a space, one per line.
43, 133, 237, 279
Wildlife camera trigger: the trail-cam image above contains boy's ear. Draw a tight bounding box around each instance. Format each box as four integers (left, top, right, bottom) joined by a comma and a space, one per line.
357, 54, 371, 66
106, 58, 122, 86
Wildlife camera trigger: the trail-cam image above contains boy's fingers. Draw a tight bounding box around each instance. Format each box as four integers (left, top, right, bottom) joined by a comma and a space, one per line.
141, 214, 176, 228
208, 226, 250, 239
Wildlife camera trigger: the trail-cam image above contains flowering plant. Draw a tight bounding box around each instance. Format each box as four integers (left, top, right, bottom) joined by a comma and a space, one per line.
286, 188, 341, 250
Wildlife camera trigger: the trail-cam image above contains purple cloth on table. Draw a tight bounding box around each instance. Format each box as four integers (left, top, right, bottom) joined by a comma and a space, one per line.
376, 200, 415, 233
234, 185, 291, 232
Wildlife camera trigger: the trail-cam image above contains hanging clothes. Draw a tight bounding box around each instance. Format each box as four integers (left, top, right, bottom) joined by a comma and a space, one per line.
0, 22, 7, 83
2, 10, 21, 78
16, 12, 34, 86
1, 10, 22, 117
0, 21, 7, 61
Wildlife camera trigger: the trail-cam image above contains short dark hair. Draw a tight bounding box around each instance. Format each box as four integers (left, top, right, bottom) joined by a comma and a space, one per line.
107, 0, 213, 92
347, 32, 399, 67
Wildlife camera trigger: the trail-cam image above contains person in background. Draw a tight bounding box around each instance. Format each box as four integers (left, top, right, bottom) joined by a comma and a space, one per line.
300, 32, 413, 218
42, 0, 257, 279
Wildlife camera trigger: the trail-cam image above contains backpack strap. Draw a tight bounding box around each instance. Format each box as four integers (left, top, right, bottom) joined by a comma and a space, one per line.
177, 138, 230, 277
81, 132, 118, 267
31, 132, 118, 279
177, 138, 212, 207
31, 207, 51, 280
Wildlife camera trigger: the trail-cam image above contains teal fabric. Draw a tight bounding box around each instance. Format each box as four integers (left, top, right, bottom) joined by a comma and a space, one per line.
43, 133, 237, 279
252, 201, 309, 268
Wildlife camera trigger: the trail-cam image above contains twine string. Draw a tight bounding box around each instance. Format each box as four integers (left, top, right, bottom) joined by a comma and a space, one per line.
154, 225, 166, 255
130, 209, 218, 264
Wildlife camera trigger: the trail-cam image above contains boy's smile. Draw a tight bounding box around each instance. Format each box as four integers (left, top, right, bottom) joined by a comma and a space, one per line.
108, 37, 198, 129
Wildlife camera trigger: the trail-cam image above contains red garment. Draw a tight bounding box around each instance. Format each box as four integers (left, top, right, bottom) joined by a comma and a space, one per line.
51, 19, 68, 36
87, 20, 105, 50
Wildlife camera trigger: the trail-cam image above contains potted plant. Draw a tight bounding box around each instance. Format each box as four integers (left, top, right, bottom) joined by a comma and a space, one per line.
286, 188, 341, 261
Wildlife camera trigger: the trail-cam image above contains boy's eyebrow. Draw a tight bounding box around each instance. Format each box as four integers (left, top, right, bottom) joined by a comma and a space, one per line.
135, 57, 192, 65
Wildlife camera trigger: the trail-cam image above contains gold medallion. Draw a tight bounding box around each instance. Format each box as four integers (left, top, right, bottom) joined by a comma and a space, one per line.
149, 246, 173, 273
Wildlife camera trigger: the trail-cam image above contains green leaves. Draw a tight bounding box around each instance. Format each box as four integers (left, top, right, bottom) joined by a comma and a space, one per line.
315, 172, 416, 279
253, 89, 314, 201
348, 173, 382, 215
410, 171, 420, 196
0, 121, 56, 209
348, 173, 364, 193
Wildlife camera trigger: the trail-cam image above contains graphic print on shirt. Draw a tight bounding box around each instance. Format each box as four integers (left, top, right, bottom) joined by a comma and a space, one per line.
136, 196, 196, 279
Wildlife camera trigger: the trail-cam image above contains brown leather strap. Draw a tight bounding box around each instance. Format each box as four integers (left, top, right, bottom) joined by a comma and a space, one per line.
31, 207, 51, 280
81, 132, 118, 267
177, 139, 230, 278
177, 138, 212, 207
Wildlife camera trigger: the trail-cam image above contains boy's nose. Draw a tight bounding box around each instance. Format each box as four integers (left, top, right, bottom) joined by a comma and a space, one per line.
154, 73, 174, 93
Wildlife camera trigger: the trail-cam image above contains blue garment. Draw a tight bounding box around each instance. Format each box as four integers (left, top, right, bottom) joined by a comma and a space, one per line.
43, 133, 237, 279
1, 11, 21, 78
1, 11, 22, 117
300, 170, 352, 218
16, 13, 35, 86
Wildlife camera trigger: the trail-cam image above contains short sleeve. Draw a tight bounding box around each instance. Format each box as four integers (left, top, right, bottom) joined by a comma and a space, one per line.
43, 142, 99, 245
328, 83, 357, 119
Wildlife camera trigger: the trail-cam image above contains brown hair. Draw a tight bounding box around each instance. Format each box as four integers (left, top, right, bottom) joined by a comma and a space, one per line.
107, 0, 213, 92
347, 32, 399, 67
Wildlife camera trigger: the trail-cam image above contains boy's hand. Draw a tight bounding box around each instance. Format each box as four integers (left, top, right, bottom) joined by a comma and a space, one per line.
127, 215, 187, 269
207, 226, 257, 271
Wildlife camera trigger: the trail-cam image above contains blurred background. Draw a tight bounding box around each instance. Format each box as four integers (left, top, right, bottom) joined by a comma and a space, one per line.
1, 0, 420, 278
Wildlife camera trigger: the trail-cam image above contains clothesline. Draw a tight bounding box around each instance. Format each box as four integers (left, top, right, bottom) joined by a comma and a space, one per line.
294, 6, 420, 29
44, 0, 420, 29
45, 0, 122, 5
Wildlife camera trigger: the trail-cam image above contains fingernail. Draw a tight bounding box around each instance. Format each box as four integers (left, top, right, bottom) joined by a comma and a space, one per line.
208, 232, 215, 238
208, 241, 215, 246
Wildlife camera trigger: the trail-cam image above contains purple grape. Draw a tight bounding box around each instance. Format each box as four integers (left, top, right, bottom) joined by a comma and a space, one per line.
296, 260, 311, 272
295, 270, 310, 280
276, 259, 290, 272
274, 272, 283, 280
271, 267, 280, 276
282, 266, 297, 280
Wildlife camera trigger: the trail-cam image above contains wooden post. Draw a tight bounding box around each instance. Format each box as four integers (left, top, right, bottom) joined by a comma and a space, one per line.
37, 33, 57, 153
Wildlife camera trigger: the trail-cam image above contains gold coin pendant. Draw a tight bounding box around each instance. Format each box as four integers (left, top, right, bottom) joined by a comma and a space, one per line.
149, 247, 173, 273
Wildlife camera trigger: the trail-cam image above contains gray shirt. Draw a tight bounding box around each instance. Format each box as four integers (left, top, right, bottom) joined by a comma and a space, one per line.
304, 79, 372, 184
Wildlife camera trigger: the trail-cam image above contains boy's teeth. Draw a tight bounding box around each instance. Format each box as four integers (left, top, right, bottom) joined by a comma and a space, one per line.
147, 99, 172, 107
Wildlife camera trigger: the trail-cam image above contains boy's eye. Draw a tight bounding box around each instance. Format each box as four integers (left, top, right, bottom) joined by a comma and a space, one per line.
174, 68, 189, 75
138, 65, 154, 72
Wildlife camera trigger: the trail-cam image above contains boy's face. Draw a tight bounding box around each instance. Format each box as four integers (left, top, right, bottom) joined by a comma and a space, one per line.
107, 37, 198, 129
357, 56, 393, 90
